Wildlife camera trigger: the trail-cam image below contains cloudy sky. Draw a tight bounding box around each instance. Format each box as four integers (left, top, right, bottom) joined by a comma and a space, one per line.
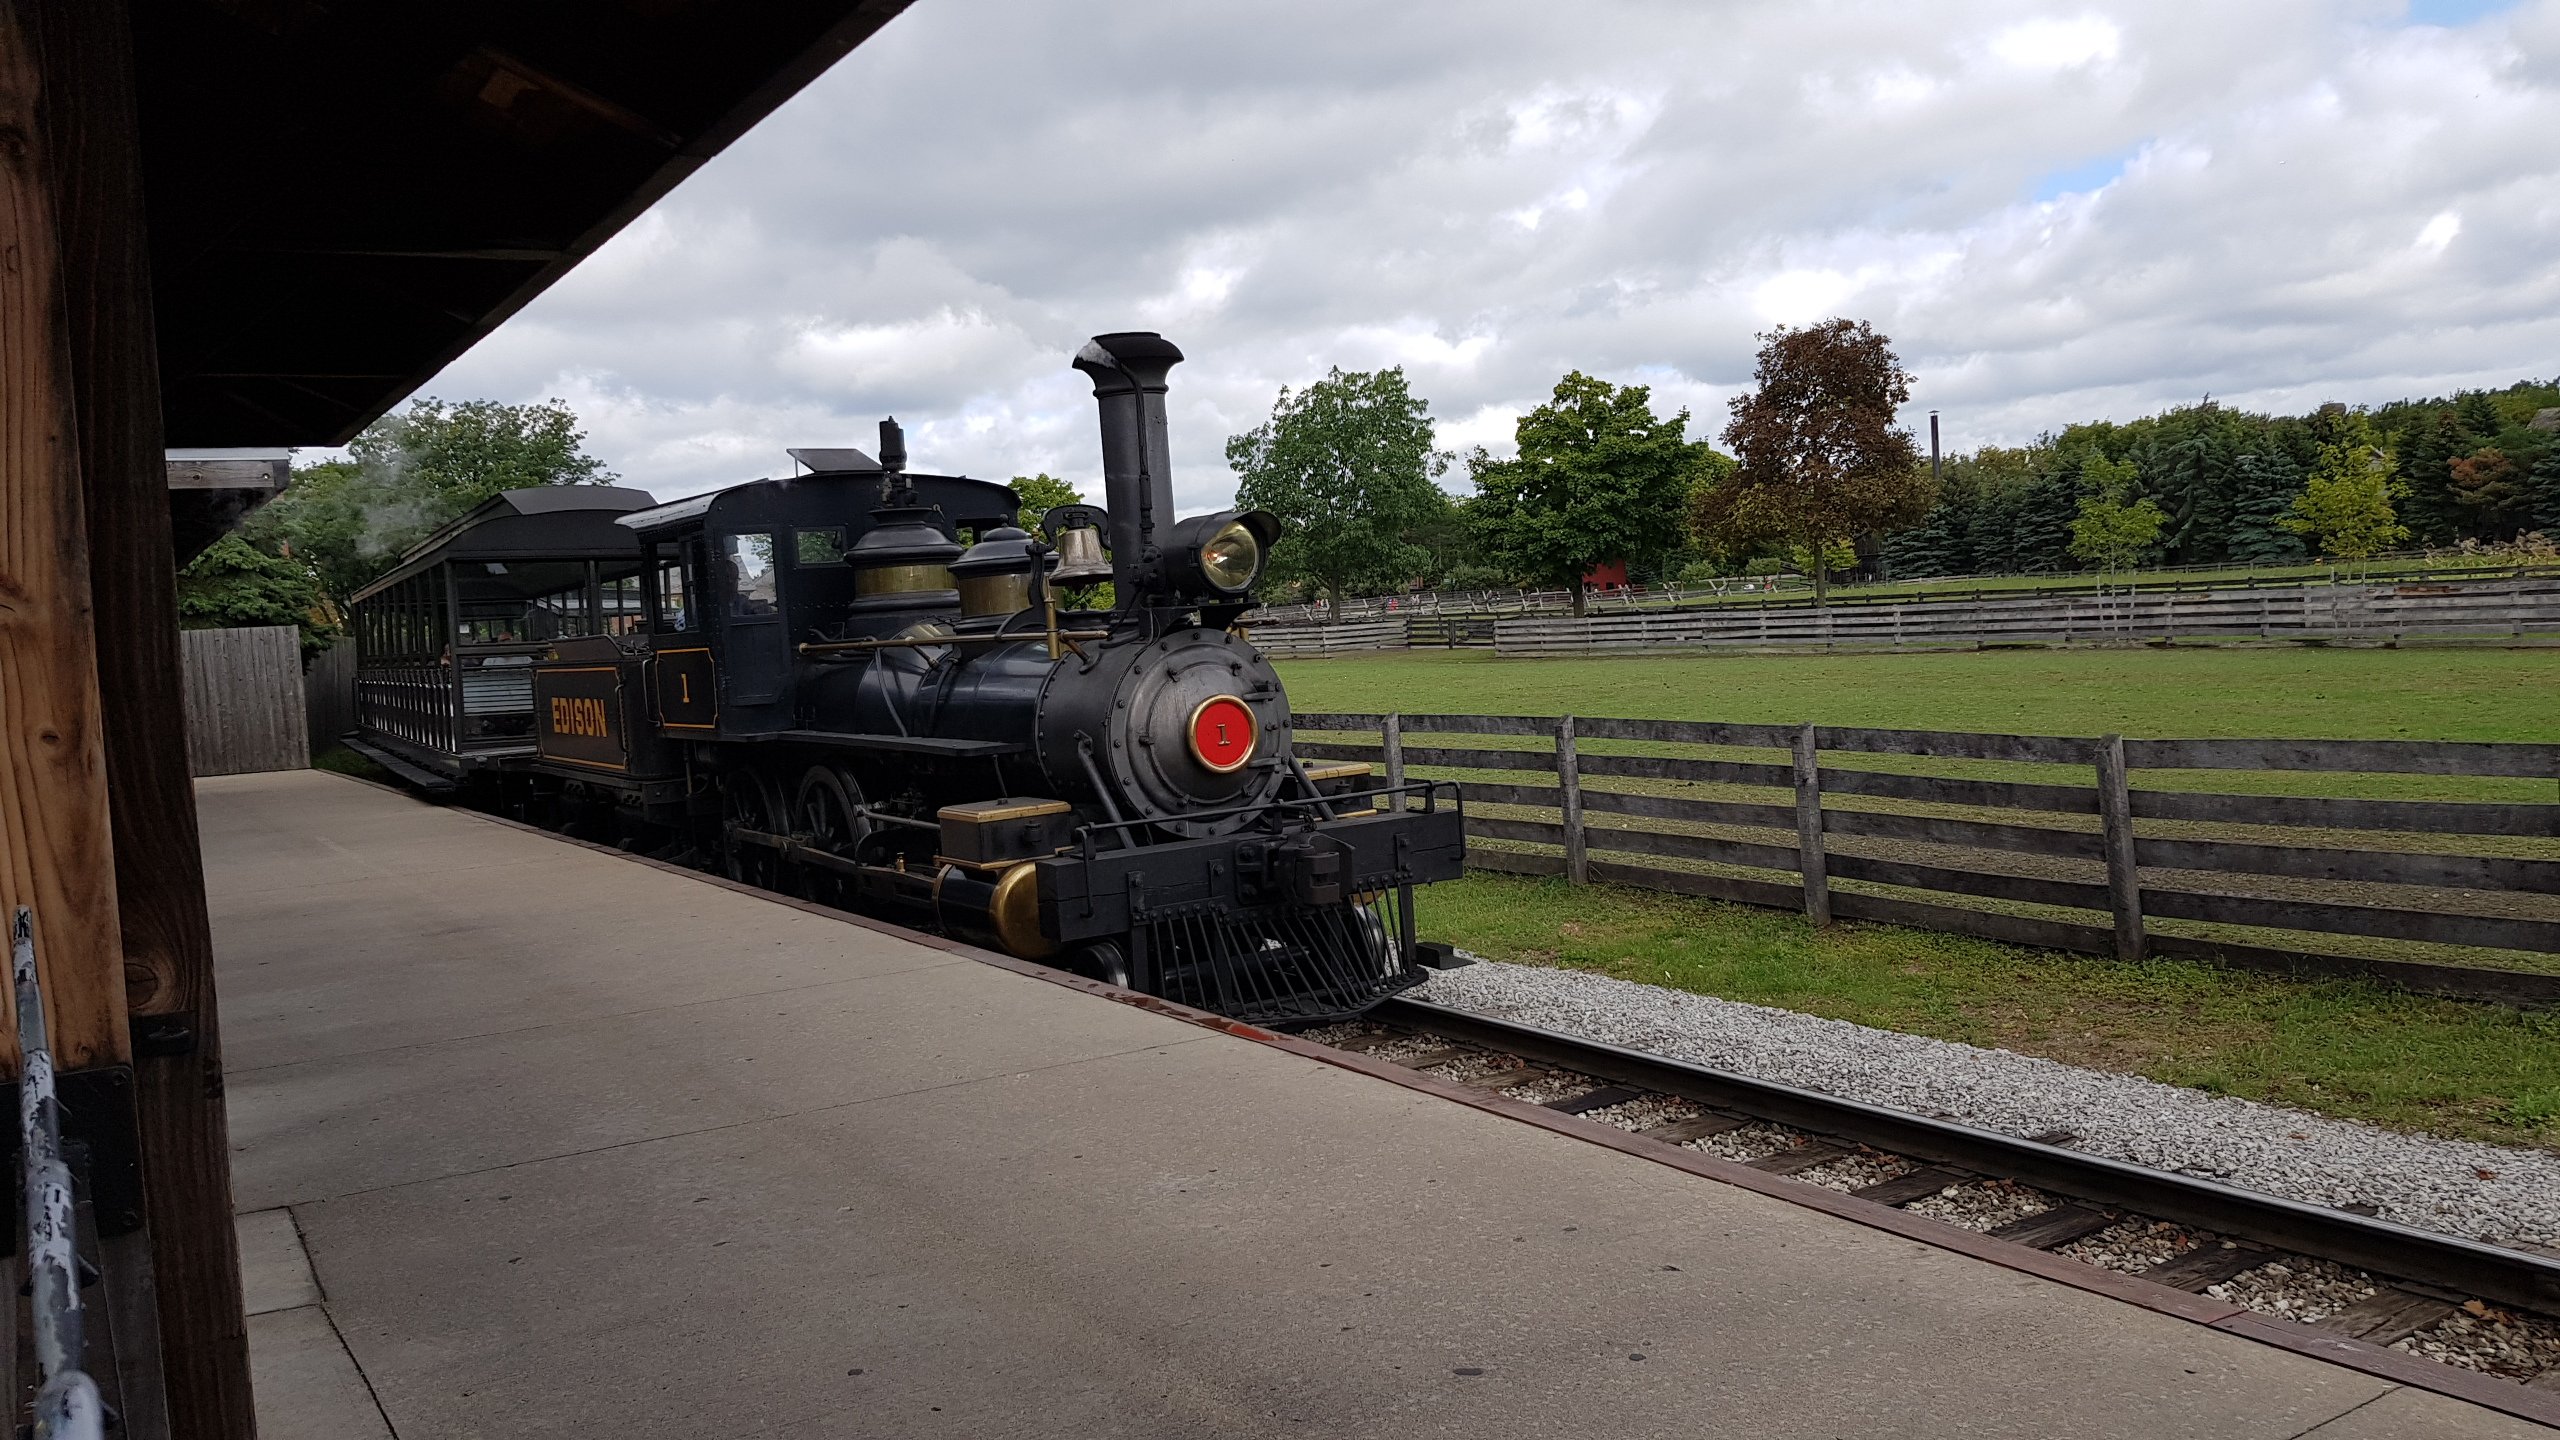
414, 0, 2560, 510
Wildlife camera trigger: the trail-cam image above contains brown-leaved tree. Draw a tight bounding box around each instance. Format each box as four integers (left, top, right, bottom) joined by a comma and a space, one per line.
1695, 319, 1931, 604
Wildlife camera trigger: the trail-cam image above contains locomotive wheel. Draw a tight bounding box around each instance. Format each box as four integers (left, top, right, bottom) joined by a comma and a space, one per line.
1069, 940, 1131, 990
792, 765, 869, 908
718, 771, 785, 891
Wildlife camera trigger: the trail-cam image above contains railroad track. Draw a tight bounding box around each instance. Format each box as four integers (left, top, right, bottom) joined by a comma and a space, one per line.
1323, 996, 2560, 1410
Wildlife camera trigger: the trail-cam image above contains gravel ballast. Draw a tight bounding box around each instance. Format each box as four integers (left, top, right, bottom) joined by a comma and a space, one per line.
1411, 961, 2560, 1252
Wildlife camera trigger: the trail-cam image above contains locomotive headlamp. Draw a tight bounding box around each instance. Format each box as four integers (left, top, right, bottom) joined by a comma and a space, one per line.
1169, 509, 1280, 598
1199, 521, 1261, 591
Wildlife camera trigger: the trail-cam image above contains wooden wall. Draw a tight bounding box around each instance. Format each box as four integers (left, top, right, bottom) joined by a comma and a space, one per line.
179, 626, 307, 776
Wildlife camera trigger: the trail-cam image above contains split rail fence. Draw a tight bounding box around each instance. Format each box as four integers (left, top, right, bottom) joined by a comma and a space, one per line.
1295, 711, 2560, 1008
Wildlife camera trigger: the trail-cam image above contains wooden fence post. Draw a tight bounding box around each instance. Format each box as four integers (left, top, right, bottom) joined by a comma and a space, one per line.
1381, 712, 1405, 811
1793, 722, 1831, 925
2095, 733, 2146, 962
1556, 714, 1587, 884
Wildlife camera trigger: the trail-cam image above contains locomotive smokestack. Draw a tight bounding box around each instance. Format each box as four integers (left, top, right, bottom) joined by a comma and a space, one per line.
1072, 331, 1183, 601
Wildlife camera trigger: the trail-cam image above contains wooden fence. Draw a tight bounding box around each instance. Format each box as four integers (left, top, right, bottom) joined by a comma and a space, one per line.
1248, 617, 1410, 657
1295, 711, 2560, 1007
1495, 576, 2560, 655
178, 625, 308, 776
303, 638, 357, 753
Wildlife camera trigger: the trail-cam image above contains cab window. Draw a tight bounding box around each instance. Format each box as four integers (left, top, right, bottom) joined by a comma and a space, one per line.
726, 533, 781, 617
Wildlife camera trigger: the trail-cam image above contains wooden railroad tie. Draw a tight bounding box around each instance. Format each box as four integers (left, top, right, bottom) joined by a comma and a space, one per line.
1747, 1141, 1857, 1177
2313, 1289, 2458, 1347
1543, 1084, 1647, 1116
1457, 1065, 1548, 1091
1848, 1167, 1968, 1206
1634, 1113, 1751, 1145
2138, 1242, 2268, 1292
1986, 1205, 2115, 1250
1392, 1046, 1473, 1071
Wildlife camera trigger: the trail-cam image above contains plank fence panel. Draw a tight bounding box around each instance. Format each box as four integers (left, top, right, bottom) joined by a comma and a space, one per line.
178, 625, 307, 776
1297, 707, 2560, 1006
302, 637, 356, 753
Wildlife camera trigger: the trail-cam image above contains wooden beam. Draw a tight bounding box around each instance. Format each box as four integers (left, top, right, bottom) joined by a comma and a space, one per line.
0, 0, 127, 1075
29, 0, 255, 1433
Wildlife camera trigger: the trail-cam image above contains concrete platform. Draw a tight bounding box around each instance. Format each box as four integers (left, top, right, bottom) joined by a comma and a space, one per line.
204, 770, 2552, 1437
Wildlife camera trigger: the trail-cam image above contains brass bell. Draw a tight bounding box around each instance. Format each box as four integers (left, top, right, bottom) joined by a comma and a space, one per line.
1049, 523, 1112, 585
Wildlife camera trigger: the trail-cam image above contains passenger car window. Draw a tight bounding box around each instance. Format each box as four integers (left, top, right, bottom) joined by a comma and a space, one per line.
727, 533, 781, 617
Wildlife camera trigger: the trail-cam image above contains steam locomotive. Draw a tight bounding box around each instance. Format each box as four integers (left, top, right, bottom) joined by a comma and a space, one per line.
347, 332, 1465, 1025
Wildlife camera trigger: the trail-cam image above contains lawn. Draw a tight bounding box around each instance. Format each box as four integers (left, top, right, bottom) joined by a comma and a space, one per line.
1421, 873, 2560, 1150
1277, 645, 2560, 743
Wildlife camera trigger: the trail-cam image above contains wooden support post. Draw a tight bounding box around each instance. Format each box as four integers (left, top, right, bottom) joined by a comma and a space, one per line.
1793, 722, 1831, 925
2095, 733, 2146, 963
26, 0, 253, 1432
1556, 714, 1587, 884
1381, 712, 1405, 811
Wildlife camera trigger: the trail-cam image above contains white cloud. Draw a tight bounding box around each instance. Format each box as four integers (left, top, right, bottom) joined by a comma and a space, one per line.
1989, 15, 2124, 70
408, 0, 2560, 504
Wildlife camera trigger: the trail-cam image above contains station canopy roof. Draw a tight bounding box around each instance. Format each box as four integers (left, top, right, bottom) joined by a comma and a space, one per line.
141, 0, 913, 449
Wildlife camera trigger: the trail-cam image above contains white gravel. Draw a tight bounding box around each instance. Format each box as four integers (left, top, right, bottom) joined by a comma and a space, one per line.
1412, 960, 2560, 1252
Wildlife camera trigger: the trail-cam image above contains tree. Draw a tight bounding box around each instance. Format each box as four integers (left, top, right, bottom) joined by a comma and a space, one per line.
1007, 473, 1084, 532
2446, 448, 2529, 536
1468, 372, 1704, 616
1697, 318, 1931, 604
2283, 437, 2408, 562
1225, 368, 1450, 614
2531, 446, 2560, 537
245, 397, 616, 603
2066, 455, 2166, 574
2224, 451, 2309, 565
176, 535, 339, 661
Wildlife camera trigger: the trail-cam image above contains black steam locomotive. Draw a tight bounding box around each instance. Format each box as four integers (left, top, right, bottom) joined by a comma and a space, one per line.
350, 332, 1464, 1025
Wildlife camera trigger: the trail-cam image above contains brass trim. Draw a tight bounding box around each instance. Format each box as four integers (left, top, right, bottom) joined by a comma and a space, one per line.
957, 571, 1034, 618
933, 850, 1067, 874
1303, 761, 1373, 783
990, 861, 1055, 958
938, 798, 1073, 823
855, 562, 954, 596
1187, 694, 1257, 774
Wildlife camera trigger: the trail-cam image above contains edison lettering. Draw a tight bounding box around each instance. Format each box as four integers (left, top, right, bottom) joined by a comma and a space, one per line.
549, 695, 613, 738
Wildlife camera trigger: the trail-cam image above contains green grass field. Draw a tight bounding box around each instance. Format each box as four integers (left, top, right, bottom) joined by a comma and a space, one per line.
1419, 874, 2560, 1148
1277, 646, 2560, 742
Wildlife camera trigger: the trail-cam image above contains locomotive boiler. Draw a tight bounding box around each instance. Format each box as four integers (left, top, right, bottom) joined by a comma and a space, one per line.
521, 332, 1466, 1024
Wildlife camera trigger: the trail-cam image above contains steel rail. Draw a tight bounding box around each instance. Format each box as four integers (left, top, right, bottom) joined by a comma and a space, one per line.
1378, 996, 2560, 1316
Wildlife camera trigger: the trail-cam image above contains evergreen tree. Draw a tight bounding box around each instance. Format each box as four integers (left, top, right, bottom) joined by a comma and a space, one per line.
2394, 411, 2466, 545
2530, 446, 2560, 536
2225, 452, 2309, 565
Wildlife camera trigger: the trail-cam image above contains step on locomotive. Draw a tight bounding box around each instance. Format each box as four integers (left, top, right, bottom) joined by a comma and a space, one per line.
349, 332, 1467, 1025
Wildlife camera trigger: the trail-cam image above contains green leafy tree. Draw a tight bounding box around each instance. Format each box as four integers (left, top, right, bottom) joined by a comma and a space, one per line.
176, 535, 339, 661
245, 397, 616, 603
2284, 436, 2408, 562
1007, 473, 1084, 532
2066, 456, 2167, 574
1226, 367, 1450, 614
1695, 319, 1932, 604
1468, 372, 1705, 616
